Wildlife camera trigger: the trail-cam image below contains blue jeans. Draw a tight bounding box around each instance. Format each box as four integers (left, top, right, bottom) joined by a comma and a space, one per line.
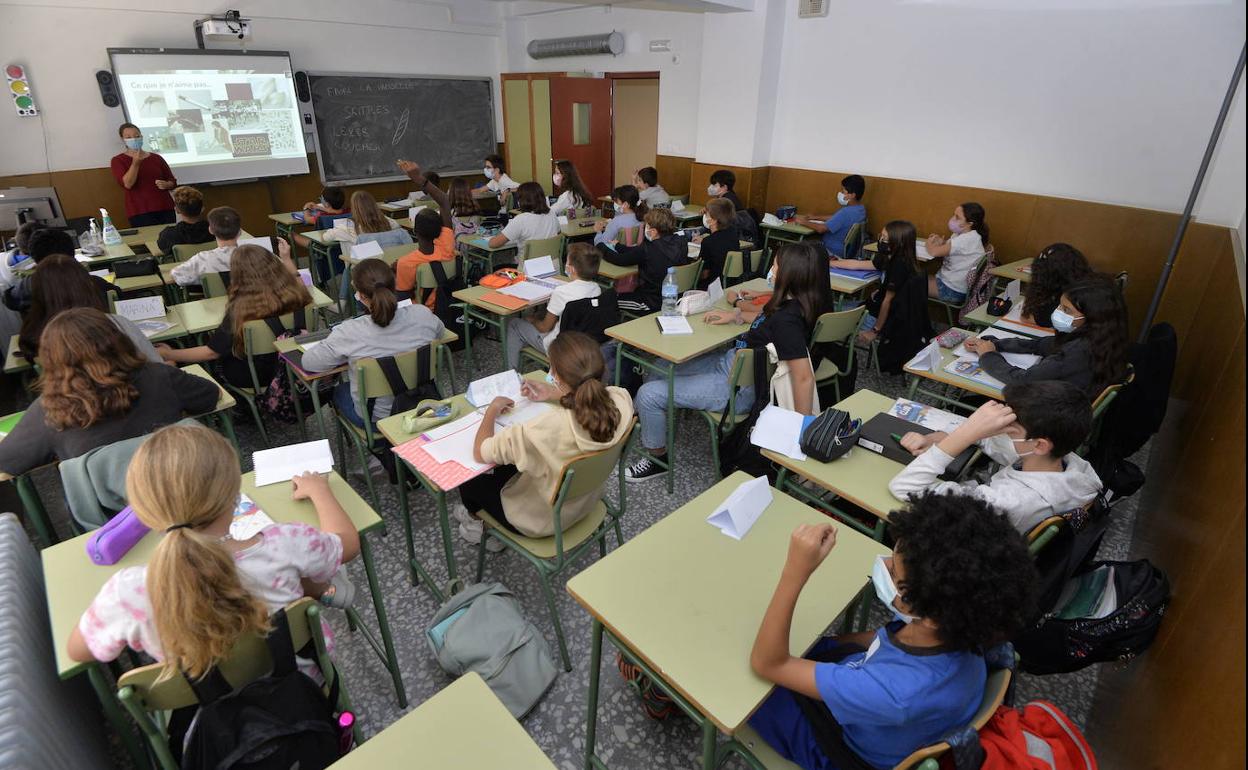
935, 276, 967, 304
333, 380, 372, 430
635, 349, 754, 450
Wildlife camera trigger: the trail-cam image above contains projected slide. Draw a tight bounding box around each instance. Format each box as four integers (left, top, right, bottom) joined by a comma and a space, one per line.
110, 50, 309, 184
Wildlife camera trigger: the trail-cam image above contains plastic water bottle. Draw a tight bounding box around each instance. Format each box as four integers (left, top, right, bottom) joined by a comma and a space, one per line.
661, 267, 679, 316
100, 208, 122, 246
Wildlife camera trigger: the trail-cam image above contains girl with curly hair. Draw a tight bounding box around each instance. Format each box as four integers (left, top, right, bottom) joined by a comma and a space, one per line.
748, 491, 1038, 770
0, 308, 218, 476
1020, 243, 1093, 328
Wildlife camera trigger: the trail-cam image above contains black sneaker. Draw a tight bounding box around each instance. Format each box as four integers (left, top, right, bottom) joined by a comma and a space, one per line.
625, 457, 666, 483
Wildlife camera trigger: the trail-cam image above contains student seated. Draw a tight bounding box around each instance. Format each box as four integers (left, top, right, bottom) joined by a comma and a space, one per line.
487, 182, 559, 254
475, 153, 520, 200
3, 227, 80, 312
926, 203, 989, 304
889, 382, 1102, 534
17, 254, 159, 363
0, 221, 41, 293
67, 423, 361, 679
0, 309, 218, 477
625, 242, 830, 482
593, 185, 646, 247
692, 197, 740, 289
964, 275, 1128, 399
302, 258, 445, 428
454, 331, 634, 546
157, 245, 313, 389
170, 206, 242, 287
550, 160, 594, 216
505, 243, 603, 369
748, 492, 1037, 770
156, 186, 212, 256
324, 190, 412, 251
633, 166, 671, 207
1020, 243, 1093, 328
794, 174, 867, 259
393, 160, 456, 309
292, 186, 349, 251
842, 220, 920, 345
603, 208, 690, 316
707, 169, 744, 211
448, 177, 484, 237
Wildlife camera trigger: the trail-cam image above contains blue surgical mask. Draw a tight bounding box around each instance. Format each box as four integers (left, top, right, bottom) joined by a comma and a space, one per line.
124, 137, 143, 151
872, 556, 918, 625
483, 167, 494, 179
1050, 308, 1083, 333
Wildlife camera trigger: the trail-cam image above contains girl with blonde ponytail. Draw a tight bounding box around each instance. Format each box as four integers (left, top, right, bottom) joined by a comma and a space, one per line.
68, 423, 361, 679
456, 331, 634, 542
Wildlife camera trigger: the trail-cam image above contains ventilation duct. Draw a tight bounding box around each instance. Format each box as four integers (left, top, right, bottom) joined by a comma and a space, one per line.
527, 32, 624, 60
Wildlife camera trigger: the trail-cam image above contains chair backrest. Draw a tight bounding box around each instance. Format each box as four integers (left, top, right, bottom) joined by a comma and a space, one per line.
811, 307, 867, 347
843, 221, 865, 259
354, 345, 438, 403
1027, 515, 1066, 556
415, 258, 459, 290
201, 270, 230, 298
893, 667, 1013, 769
317, 211, 352, 231
116, 598, 321, 712
522, 235, 565, 264
673, 258, 703, 293
242, 306, 313, 358
172, 240, 216, 262
722, 247, 763, 282
620, 224, 642, 248
554, 419, 636, 503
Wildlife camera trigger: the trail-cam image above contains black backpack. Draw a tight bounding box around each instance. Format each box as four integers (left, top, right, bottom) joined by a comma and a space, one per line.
428, 260, 468, 351
177, 611, 343, 770
372, 349, 442, 483
716, 347, 777, 481
559, 288, 620, 343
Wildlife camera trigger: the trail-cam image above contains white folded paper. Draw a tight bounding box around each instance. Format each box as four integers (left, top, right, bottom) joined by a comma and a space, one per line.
707, 475, 773, 540
906, 340, 943, 372
350, 240, 384, 260
467, 369, 523, 407
524, 255, 557, 278
253, 439, 334, 487
114, 295, 166, 321
236, 236, 274, 252
751, 404, 808, 461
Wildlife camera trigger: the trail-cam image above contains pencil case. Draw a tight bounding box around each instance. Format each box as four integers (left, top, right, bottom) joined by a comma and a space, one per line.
85, 505, 150, 566
403, 399, 467, 435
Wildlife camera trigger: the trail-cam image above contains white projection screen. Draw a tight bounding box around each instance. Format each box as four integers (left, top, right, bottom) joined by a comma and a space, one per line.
109, 49, 309, 184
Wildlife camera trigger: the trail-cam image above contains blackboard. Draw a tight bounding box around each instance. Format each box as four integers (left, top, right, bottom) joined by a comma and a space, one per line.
307, 73, 496, 185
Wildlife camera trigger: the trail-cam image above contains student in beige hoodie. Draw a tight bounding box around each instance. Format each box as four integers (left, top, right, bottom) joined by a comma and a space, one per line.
888, 380, 1102, 536
454, 331, 635, 547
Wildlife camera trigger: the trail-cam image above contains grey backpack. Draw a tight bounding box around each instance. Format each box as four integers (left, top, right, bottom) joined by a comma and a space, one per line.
425, 582, 558, 718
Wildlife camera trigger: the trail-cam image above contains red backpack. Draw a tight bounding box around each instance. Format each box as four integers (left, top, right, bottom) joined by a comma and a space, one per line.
968, 701, 1097, 770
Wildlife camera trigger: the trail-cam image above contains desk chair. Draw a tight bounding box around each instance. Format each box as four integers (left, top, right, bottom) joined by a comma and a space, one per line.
232, 307, 315, 447
674, 258, 703, 294
171, 241, 216, 263
929, 252, 992, 330
522, 235, 566, 265
722, 247, 764, 286
620, 224, 642, 248
117, 599, 354, 770
843, 222, 865, 260
413, 261, 460, 393
811, 307, 867, 404
474, 423, 635, 671
1080, 366, 1134, 457
201, 271, 230, 299
699, 348, 769, 480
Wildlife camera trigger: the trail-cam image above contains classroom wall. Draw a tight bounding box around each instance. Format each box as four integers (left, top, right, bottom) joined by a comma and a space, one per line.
612, 79, 661, 187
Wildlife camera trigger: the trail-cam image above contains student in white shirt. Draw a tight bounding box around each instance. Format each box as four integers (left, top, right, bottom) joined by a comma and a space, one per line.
926, 202, 989, 304
549, 160, 594, 216
504, 243, 603, 369
170, 206, 242, 286
475, 153, 520, 201
487, 182, 560, 255
633, 166, 670, 207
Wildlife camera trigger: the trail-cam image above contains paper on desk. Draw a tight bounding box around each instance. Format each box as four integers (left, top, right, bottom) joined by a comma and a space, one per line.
229, 493, 275, 540
89, 268, 111, 279
74, 253, 93, 263
495, 398, 552, 428
408, 206, 424, 224
761, 213, 783, 226
557, 215, 569, 226
253, 439, 334, 486
945, 357, 1007, 390
298, 268, 313, 286
671, 200, 685, 212
706, 277, 725, 305
905, 340, 943, 372
954, 330, 1040, 369
656, 315, 693, 335
423, 411, 483, 441
750, 404, 808, 461
523, 255, 556, 278
1005, 279, 1022, 301
467, 369, 523, 407
707, 475, 773, 540
916, 240, 932, 262
498, 281, 553, 302
423, 419, 490, 471
135, 319, 173, 338
350, 240, 384, 260
890, 398, 966, 434
397, 298, 413, 309
300, 340, 323, 354
114, 295, 166, 321
237, 236, 274, 252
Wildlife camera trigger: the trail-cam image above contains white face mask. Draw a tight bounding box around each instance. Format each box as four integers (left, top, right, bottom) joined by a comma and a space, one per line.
766, 266, 776, 289
702, 214, 714, 230
355, 292, 367, 307
1012, 437, 1039, 459
553, 172, 563, 187
872, 556, 919, 625
483, 167, 495, 180
613, 202, 623, 214
837, 191, 850, 206
707, 184, 721, 196
1050, 308, 1083, 333
644, 228, 657, 242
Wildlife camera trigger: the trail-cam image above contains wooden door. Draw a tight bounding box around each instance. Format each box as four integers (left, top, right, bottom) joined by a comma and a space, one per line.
549, 77, 613, 200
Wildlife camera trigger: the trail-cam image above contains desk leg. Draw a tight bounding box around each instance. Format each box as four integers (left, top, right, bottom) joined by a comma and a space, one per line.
286, 364, 308, 442
583, 619, 604, 770
15, 474, 55, 547
462, 303, 476, 379
700, 719, 718, 770
216, 411, 241, 463
438, 344, 458, 395
906, 375, 920, 399
664, 361, 676, 494
396, 461, 417, 586
309, 376, 329, 439
435, 491, 459, 589
89, 663, 151, 770
356, 536, 408, 708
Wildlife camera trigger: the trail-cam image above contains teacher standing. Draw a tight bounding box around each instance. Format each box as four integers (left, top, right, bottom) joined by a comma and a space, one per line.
110, 122, 177, 227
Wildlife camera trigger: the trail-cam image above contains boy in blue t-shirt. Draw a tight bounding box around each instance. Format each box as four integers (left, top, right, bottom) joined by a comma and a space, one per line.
796, 174, 867, 258
748, 492, 1037, 770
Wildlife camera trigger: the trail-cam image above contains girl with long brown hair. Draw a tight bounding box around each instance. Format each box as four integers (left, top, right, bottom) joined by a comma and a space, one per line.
157, 244, 312, 388
550, 159, 594, 216
68, 422, 361, 679
454, 331, 634, 543
0, 308, 217, 477
447, 177, 482, 236
323, 190, 412, 250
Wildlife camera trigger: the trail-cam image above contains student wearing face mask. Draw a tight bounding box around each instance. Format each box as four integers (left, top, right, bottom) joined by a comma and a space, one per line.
964, 275, 1129, 399
691, 198, 739, 289
706, 169, 743, 211
748, 492, 1037, 770
890, 382, 1101, 535
835, 220, 919, 345
549, 160, 594, 216
474, 154, 520, 201
110, 123, 177, 226
926, 203, 989, 304
594, 185, 647, 247
602, 208, 691, 316
795, 175, 867, 258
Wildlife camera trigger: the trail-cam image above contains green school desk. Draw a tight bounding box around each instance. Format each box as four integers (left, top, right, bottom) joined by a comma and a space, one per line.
903, 328, 1005, 412
671, 204, 705, 226
961, 296, 1052, 336
452, 280, 567, 378
300, 229, 342, 289
268, 212, 313, 250
118, 224, 168, 248
457, 233, 518, 278
989, 257, 1034, 285
562, 217, 607, 240
568, 472, 889, 770
169, 287, 335, 337
763, 388, 904, 541
329, 672, 556, 769
604, 299, 748, 493
733, 270, 878, 303
760, 219, 814, 263
596, 259, 638, 285
4, 334, 30, 374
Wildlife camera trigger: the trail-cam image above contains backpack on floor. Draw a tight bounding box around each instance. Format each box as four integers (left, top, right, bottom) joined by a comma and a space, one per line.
966, 701, 1097, 770
177, 611, 342, 770
258, 309, 314, 424
425, 582, 558, 718
1014, 559, 1170, 675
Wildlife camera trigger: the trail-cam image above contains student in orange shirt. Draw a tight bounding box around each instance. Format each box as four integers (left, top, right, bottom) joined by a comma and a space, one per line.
393, 160, 455, 309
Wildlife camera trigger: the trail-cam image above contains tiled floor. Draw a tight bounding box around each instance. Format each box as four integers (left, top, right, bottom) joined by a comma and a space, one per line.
13, 335, 1144, 770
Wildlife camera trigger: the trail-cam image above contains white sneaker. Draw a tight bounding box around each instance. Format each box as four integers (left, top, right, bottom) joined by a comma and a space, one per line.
458, 521, 504, 552
450, 503, 475, 527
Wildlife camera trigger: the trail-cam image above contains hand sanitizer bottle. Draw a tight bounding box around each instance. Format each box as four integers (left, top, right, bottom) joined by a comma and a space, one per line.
100, 208, 122, 246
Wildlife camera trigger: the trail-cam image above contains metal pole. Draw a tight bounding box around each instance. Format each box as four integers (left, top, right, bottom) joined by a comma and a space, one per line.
1138, 42, 1246, 342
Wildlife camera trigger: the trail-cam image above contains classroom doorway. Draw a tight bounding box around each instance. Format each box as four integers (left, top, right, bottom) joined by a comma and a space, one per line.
550, 77, 613, 197
611, 76, 659, 188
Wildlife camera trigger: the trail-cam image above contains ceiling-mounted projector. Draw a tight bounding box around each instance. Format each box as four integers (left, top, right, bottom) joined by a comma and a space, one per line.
528, 32, 624, 60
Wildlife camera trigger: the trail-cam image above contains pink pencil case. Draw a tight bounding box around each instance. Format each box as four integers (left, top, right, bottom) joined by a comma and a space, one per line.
86, 506, 150, 565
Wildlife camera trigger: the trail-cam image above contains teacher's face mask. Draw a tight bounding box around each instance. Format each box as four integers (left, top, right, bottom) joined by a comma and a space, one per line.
124, 137, 144, 151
